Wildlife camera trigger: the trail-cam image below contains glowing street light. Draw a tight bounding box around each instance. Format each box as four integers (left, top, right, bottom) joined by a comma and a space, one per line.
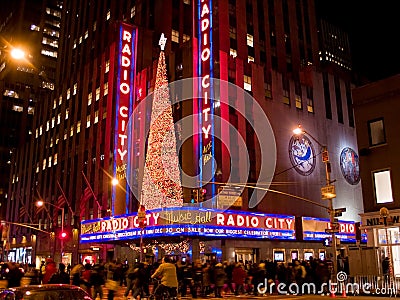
10, 48, 25, 60
111, 178, 119, 186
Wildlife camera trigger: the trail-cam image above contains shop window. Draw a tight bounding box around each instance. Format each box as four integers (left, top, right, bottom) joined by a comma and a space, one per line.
368, 118, 386, 146
373, 169, 394, 204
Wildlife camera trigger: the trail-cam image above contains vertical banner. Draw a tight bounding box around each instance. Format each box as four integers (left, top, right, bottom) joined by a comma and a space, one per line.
196, 0, 215, 205
113, 22, 137, 215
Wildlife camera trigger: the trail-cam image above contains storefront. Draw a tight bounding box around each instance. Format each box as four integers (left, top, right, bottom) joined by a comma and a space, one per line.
80, 207, 359, 263
360, 209, 400, 276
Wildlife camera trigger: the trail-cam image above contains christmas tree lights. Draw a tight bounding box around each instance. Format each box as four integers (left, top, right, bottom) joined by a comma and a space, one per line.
141, 42, 183, 210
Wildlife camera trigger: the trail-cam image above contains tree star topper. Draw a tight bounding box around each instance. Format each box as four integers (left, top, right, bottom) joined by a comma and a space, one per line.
159, 33, 167, 51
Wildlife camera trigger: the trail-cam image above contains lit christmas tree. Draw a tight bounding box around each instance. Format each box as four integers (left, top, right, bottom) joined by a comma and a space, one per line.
141, 34, 183, 210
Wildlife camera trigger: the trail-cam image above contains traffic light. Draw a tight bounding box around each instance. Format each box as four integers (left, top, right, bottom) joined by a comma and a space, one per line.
191, 189, 198, 203
199, 188, 206, 202
59, 231, 68, 240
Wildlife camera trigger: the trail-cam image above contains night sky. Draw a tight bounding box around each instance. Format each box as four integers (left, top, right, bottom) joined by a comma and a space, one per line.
316, 0, 400, 82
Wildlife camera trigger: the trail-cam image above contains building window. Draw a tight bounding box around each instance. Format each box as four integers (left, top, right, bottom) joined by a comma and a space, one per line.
54, 153, 58, 165
244, 75, 252, 92
282, 78, 290, 105
57, 113, 61, 124
43, 159, 46, 170
73, 83, 77, 95
106, 10, 111, 20
248, 56, 255, 63
368, 118, 386, 146
230, 48, 237, 58
264, 83, 272, 99
65, 108, 69, 120
131, 6, 136, 18
306, 86, 314, 113
88, 93, 92, 106
247, 34, 254, 47
373, 169, 394, 204
104, 82, 109, 95
94, 110, 99, 124
105, 60, 110, 73
229, 27, 237, 39
96, 87, 101, 101
295, 94, 302, 109
183, 0, 190, 4
172, 30, 179, 43
67, 89, 71, 100
53, 99, 57, 109
51, 117, 55, 128
183, 34, 190, 42
86, 115, 91, 128
77, 121, 81, 133
59, 96, 62, 105
70, 125, 74, 137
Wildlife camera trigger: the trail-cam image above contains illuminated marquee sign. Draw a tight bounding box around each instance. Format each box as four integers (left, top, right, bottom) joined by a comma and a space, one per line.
302, 217, 356, 242
196, 0, 215, 198
80, 208, 296, 243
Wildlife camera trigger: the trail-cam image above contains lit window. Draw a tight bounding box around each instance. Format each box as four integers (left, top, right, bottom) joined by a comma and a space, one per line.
103, 111, 107, 119
282, 89, 290, 105
96, 87, 100, 101
93, 21, 97, 31
65, 109, 69, 120
41, 49, 57, 58
84, 30, 88, 39
247, 34, 254, 47
4, 90, 19, 98
36, 163, 39, 173
46, 121, 50, 131
31, 24, 40, 31
105, 60, 110, 73
307, 98, 314, 113
374, 170, 394, 203
230, 48, 237, 58
50, 137, 53, 147
55, 134, 59, 144
106, 10, 111, 20
183, 0, 190, 4
67, 88, 70, 99
35, 129, 38, 138
54, 153, 58, 165
172, 29, 179, 43
244, 75, 252, 92
51, 117, 55, 128
368, 118, 386, 146
183, 34, 190, 42
264, 82, 272, 99
79, 36, 83, 44
77, 121, 81, 133
73, 83, 77, 95
88, 93, 92, 106
104, 82, 109, 95
70, 125, 74, 137
12, 105, 23, 112
73, 41, 77, 49
131, 6, 136, 18
48, 156, 52, 167
86, 115, 91, 128
94, 110, 99, 124
248, 56, 254, 63
59, 96, 62, 105
39, 126, 43, 135
295, 94, 302, 109
64, 129, 67, 140
43, 159, 46, 170
57, 113, 61, 124
53, 99, 57, 109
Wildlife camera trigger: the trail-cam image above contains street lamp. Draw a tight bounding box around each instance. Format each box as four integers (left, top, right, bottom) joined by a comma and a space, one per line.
36, 200, 65, 261
10, 48, 25, 60
379, 207, 394, 287
293, 125, 338, 276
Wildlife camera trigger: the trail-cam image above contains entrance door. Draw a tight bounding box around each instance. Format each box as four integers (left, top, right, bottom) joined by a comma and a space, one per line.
235, 248, 257, 264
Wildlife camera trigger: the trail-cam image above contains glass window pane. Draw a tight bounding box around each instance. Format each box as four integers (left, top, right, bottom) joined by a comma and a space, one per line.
374, 170, 393, 203
369, 119, 385, 146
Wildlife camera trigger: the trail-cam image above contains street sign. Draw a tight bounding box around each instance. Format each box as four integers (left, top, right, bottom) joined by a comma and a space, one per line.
321, 185, 336, 199
325, 228, 339, 234
334, 207, 346, 217
330, 222, 340, 230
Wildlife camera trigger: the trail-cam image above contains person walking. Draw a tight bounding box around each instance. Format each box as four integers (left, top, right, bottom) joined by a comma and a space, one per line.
49, 263, 70, 284
151, 256, 179, 300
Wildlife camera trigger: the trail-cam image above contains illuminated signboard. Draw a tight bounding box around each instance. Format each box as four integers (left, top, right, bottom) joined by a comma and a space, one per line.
302, 217, 356, 242
196, 0, 215, 201
113, 22, 137, 214
80, 208, 296, 243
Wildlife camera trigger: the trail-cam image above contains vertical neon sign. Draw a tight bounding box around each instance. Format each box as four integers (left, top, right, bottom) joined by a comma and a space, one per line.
197, 0, 215, 205
113, 23, 137, 215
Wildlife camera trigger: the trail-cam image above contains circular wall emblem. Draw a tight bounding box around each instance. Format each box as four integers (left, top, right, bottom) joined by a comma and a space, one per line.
340, 147, 360, 185
289, 134, 316, 176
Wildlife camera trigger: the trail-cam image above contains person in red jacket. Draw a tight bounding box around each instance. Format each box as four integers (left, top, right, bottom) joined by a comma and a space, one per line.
42, 258, 57, 284
232, 263, 247, 296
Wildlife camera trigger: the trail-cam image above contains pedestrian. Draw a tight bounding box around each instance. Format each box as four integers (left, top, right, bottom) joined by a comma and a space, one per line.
70, 262, 84, 286
213, 263, 225, 298
91, 263, 105, 300
151, 256, 179, 299
232, 263, 247, 296
42, 258, 57, 284
81, 263, 92, 296
49, 263, 70, 284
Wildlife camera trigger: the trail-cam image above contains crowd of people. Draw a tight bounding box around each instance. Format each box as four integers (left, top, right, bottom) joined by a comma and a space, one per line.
0, 255, 345, 299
